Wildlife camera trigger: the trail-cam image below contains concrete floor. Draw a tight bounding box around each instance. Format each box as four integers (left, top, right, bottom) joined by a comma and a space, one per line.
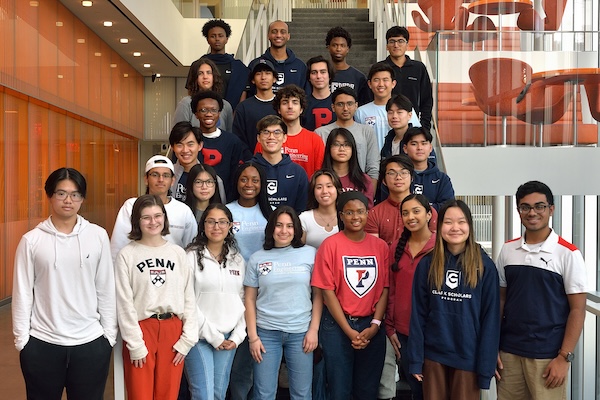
2, 303, 413, 399
0, 304, 115, 400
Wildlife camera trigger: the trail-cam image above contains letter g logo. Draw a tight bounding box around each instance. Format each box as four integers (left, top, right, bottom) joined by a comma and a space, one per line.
445, 270, 460, 289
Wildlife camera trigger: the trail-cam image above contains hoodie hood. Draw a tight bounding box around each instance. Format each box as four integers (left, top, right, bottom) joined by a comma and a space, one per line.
38, 215, 89, 269
252, 153, 293, 168
203, 53, 235, 64
417, 160, 440, 176
261, 48, 299, 66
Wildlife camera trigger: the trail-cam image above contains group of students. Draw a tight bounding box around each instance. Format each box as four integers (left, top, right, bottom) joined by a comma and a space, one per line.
11, 16, 588, 400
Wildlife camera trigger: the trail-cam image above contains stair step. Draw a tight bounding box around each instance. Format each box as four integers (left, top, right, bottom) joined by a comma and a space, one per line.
289, 8, 377, 76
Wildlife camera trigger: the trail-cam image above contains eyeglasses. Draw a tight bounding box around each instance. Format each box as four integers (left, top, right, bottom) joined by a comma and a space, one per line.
53, 190, 84, 202
387, 39, 407, 46
334, 101, 356, 108
259, 129, 285, 138
517, 203, 549, 214
196, 108, 219, 115
386, 170, 411, 179
148, 172, 173, 179
341, 209, 367, 217
204, 219, 231, 228
331, 142, 351, 149
194, 179, 216, 188
140, 213, 164, 223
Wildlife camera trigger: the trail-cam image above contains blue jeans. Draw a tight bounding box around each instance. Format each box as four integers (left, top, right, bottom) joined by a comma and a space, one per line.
228, 337, 253, 400
319, 308, 385, 400
184, 337, 236, 400
398, 333, 423, 400
253, 327, 313, 400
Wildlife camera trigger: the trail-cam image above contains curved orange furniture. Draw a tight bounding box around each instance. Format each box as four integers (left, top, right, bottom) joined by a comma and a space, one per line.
517, 0, 568, 31
411, 0, 468, 32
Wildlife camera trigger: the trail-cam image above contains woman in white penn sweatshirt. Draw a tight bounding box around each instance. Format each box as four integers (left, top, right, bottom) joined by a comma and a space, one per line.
12, 168, 117, 400
184, 203, 246, 400
115, 194, 198, 400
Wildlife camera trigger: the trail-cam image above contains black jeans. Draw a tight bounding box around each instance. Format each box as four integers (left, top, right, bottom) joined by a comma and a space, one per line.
20, 335, 112, 400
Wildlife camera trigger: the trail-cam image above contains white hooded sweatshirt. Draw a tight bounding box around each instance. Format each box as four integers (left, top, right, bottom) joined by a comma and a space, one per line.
12, 215, 117, 351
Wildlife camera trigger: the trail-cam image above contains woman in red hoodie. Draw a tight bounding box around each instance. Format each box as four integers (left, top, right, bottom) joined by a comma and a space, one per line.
385, 194, 435, 400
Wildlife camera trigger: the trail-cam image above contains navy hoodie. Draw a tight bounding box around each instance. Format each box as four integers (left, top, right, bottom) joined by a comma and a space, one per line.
412, 160, 454, 211
201, 53, 249, 109
408, 248, 500, 389
247, 48, 307, 95
252, 153, 308, 214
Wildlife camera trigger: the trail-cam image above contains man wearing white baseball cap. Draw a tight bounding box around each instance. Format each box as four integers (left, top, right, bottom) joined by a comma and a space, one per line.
110, 155, 198, 261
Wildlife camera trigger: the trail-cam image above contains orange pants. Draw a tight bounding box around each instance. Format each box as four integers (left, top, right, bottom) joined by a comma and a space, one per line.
123, 317, 184, 400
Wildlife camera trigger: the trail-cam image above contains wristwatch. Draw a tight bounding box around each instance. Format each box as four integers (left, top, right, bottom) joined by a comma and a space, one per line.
559, 349, 574, 362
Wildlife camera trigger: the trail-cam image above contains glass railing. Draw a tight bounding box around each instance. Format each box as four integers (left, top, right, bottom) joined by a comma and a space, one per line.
171, 0, 253, 19
426, 30, 599, 148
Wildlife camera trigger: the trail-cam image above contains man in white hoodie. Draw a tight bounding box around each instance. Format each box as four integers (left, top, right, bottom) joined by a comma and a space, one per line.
12, 167, 117, 400
110, 155, 198, 261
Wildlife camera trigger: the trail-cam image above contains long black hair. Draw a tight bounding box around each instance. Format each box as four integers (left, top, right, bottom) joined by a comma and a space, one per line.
230, 161, 272, 220
322, 128, 367, 192
184, 163, 222, 212
186, 203, 239, 270
391, 194, 432, 271
263, 206, 304, 250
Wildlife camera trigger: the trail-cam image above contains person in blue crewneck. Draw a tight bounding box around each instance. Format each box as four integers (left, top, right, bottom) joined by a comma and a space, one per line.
244, 205, 322, 399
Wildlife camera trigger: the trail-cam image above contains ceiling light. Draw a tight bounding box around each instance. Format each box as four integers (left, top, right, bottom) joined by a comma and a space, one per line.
94, 52, 102, 56
77, 38, 85, 44
81, 1, 92, 6
143, 63, 151, 68
133, 52, 141, 57
123, 73, 129, 78
30, 1, 39, 6
110, 64, 117, 68
119, 38, 129, 44
56, 22, 63, 27
58, 74, 64, 79
103, 21, 113, 27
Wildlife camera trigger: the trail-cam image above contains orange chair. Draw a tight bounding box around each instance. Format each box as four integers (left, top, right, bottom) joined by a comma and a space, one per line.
470, 58, 571, 146
517, 0, 568, 31
461, 15, 498, 47
515, 84, 571, 145
412, 0, 468, 32
583, 76, 600, 122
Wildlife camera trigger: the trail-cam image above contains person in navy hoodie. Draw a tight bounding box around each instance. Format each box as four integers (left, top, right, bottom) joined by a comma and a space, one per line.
408, 199, 500, 400
191, 90, 252, 201
402, 127, 453, 210
200, 19, 249, 109
251, 115, 308, 214
246, 20, 307, 96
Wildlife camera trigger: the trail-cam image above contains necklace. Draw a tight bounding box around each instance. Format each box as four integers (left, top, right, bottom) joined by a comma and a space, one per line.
315, 209, 337, 228
207, 248, 223, 262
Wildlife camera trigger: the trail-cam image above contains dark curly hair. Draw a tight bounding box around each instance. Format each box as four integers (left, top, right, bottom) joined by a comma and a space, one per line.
186, 203, 239, 271
273, 84, 307, 115
202, 19, 232, 38
325, 26, 352, 48
185, 58, 224, 96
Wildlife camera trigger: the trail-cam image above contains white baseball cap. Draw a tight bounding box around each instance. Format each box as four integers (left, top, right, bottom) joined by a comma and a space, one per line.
145, 155, 175, 174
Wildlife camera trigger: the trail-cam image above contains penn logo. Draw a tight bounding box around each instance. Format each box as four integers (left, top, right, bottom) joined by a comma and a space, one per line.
343, 256, 377, 297
150, 270, 166, 287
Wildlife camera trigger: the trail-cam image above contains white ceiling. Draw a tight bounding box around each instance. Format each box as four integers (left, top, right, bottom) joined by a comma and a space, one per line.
58, 0, 190, 77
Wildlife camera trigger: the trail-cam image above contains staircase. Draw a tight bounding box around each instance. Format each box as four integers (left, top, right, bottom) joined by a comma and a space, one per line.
287, 8, 377, 75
